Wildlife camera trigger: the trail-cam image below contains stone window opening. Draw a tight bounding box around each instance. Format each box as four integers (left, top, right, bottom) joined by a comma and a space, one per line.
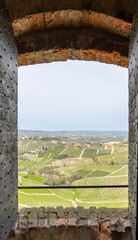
0, 0, 137, 239
17, 60, 128, 209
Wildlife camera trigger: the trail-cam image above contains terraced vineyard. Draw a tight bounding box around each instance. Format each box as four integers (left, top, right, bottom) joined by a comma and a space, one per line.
82, 148, 97, 158
18, 169, 128, 209
18, 131, 128, 209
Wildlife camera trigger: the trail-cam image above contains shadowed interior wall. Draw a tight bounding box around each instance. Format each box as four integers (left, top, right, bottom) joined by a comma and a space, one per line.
128, 3, 138, 240
0, 2, 18, 240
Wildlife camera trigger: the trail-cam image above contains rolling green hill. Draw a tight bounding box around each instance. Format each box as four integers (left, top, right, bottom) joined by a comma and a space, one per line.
18, 133, 128, 209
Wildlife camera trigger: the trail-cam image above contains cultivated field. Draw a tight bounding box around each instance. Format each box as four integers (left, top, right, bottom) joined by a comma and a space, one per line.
18, 131, 128, 209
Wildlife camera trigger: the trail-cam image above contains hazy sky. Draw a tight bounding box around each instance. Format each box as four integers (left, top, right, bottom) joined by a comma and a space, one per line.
18, 60, 128, 131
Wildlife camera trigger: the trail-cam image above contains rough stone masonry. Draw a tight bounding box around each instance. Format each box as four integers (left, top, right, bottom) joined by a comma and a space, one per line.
6, 207, 132, 240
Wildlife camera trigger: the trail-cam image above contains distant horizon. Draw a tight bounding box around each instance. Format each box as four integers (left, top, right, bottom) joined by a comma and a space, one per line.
19, 128, 128, 132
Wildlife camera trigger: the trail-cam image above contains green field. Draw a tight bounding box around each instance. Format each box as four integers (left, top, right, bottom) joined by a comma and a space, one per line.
18, 133, 128, 209
82, 148, 97, 158
18, 170, 128, 209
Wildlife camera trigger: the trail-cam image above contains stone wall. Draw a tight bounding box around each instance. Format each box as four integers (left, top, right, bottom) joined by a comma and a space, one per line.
0, 1, 18, 240
128, 1, 138, 240
6, 207, 132, 240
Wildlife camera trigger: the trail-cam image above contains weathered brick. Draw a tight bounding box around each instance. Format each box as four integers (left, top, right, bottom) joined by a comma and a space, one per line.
30, 14, 38, 31
120, 56, 128, 67
90, 49, 97, 61
90, 11, 99, 29
65, 208, 77, 218
76, 207, 87, 219
100, 221, 111, 240
70, 10, 82, 28
45, 12, 53, 28
17, 221, 28, 231
122, 22, 132, 37
56, 218, 67, 228
18, 45, 128, 68
68, 218, 77, 227
105, 52, 113, 64
81, 50, 92, 61
38, 219, 48, 228
37, 13, 45, 30
47, 207, 57, 213
82, 9, 89, 27
38, 207, 47, 219
56, 206, 65, 218
49, 218, 56, 227
97, 51, 105, 63
106, 16, 115, 32
6, 208, 132, 240
28, 219, 39, 240
52, 11, 63, 28
88, 220, 100, 239
61, 10, 71, 27
38, 219, 51, 240
28, 219, 37, 229
114, 19, 124, 35
99, 13, 107, 30
28, 208, 38, 220
12, 17, 31, 37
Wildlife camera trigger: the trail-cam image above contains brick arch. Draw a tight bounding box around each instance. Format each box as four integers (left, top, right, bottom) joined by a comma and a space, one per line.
13, 10, 131, 67
3, 0, 134, 68
18, 48, 128, 67
13, 11, 131, 38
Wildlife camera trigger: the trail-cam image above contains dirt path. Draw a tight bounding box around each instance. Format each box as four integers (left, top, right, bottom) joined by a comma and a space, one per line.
79, 148, 85, 158
39, 152, 51, 167
111, 145, 114, 154
19, 203, 30, 208
59, 147, 68, 155
86, 169, 96, 177
75, 198, 128, 204
107, 165, 127, 176
71, 200, 77, 208
65, 168, 81, 176
19, 191, 77, 207
19, 190, 127, 206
